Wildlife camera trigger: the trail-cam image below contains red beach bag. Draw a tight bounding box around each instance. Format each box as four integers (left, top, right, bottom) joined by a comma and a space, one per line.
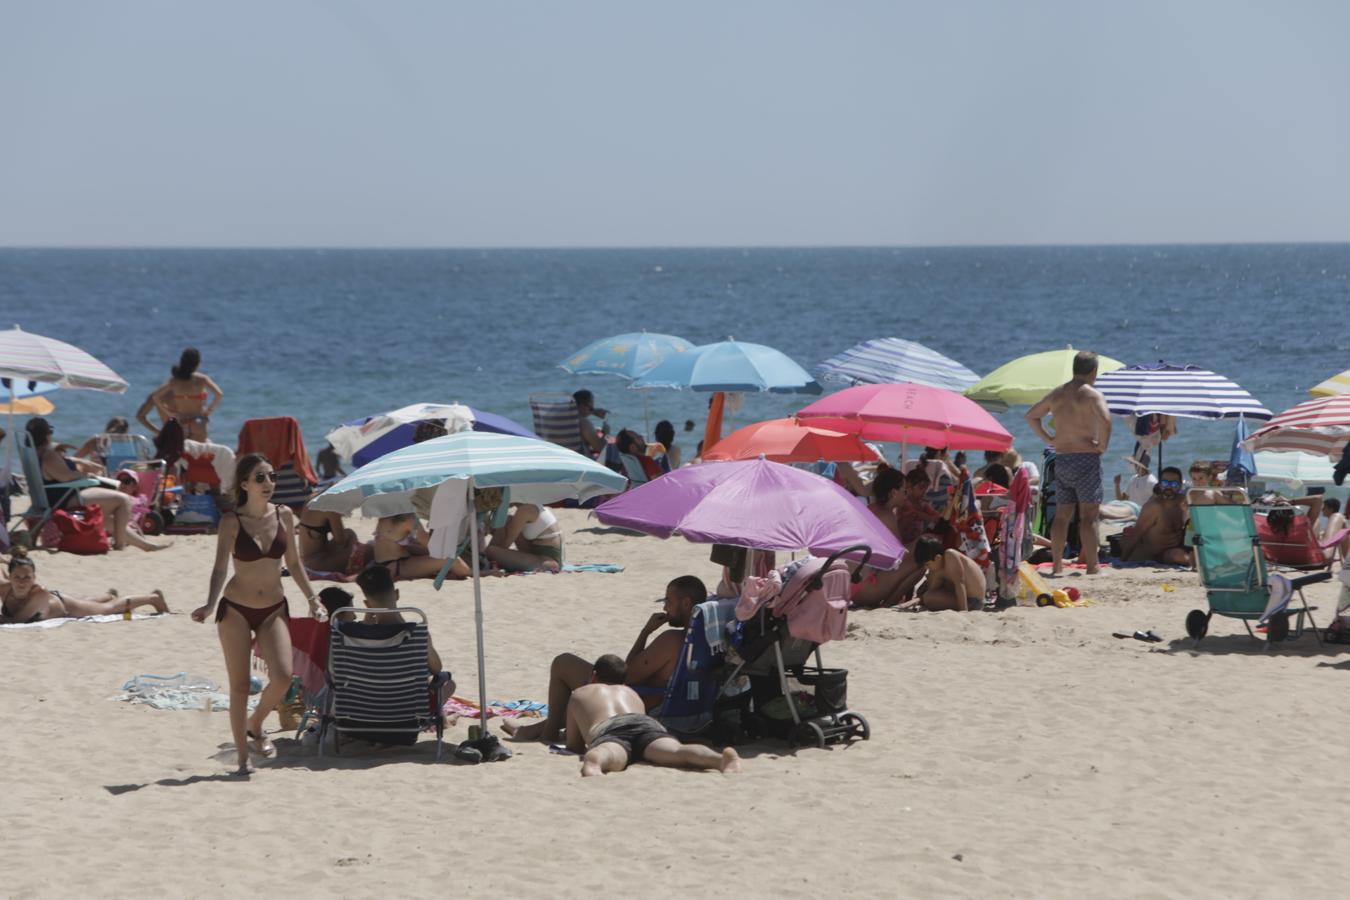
52, 504, 110, 555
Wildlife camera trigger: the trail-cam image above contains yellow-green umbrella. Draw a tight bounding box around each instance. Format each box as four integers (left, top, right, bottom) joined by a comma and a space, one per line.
965, 346, 1126, 407
1309, 370, 1350, 397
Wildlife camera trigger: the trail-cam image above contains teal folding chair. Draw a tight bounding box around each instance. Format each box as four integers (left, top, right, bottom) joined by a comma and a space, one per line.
13, 431, 100, 538
1186, 489, 1330, 646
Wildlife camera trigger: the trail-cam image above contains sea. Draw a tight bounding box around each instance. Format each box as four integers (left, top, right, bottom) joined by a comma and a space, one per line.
3, 245, 1347, 491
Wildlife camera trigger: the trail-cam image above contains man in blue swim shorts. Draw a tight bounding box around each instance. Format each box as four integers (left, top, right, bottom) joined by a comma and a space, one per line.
1025, 351, 1113, 575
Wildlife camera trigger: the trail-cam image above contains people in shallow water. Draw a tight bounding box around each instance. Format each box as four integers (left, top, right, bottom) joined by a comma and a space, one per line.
1, 548, 168, 623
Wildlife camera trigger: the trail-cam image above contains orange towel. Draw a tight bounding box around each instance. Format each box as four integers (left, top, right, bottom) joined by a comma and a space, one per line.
237, 417, 318, 486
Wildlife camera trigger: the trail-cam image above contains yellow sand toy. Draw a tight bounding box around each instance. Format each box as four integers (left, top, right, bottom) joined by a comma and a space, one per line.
1017, 562, 1093, 607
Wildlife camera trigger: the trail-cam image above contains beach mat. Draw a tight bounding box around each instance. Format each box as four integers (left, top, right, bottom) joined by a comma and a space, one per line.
443, 695, 548, 721
1, 612, 160, 631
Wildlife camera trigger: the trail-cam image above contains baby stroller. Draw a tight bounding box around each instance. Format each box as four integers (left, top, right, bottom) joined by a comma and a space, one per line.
729, 545, 872, 749
111, 460, 173, 536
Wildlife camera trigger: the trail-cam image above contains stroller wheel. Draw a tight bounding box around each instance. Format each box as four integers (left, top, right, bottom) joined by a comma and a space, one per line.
839, 712, 871, 741
140, 510, 165, 536
790, 721, 827, 750
1266, 611, 1290, 643
1185, 609, 1209, 641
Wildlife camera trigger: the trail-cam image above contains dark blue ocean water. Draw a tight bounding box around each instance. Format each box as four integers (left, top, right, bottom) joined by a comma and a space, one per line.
3, 245, 1348, 481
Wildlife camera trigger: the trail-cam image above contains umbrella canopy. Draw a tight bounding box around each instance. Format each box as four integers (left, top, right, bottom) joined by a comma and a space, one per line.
465, 407, 536, 439
311, 431, 627, 517
0, 325, 128, 393
630, 340, 822, 395
1228, 415, 1256, 482
0, 379, 57, 415
796, 383, 1014, 451
816, 337, 980, 393
559, 332, 694, 380
701, 418, 882, 463
1252, 450, 1338, 486
1310, 369, 1350, 397
326, 403, 475, 466
965, 346, 1125, 408
1095, 362, 1272, 420
310, 432, 627, 741
1243, 395, 1350, 458
593, 457, 903, 569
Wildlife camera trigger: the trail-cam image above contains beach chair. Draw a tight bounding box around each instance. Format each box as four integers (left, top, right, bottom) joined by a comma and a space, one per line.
11, 431, 100, 539
1255, 507, 1346, 572
317, 608, 447, 760
1185, 489, 1330, 646
650, 597, 738, 736
528, 393, 588, 456
101, 433, 155, 476
237, 416, 317, 509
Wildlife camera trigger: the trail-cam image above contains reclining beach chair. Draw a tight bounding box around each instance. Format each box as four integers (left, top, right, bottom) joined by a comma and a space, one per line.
1255, 507, 1347, 573
649, 597, 738, 736
1185, 489, 1330, 646
12, 431, 100, 540
101, 433, 155, 476
317, 608, 447, 760
528, 393, 588, 456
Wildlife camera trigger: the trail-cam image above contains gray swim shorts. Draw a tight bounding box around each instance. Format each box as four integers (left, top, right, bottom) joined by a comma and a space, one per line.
1055, 452, 1103, 506
590, 713, 669, 761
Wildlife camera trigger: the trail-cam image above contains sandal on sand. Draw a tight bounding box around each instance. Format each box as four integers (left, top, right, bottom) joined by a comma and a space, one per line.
247, 729, 277, 759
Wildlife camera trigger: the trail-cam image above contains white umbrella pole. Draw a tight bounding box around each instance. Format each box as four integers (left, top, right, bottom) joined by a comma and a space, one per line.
4, 382, 15, 492
642, 390, 651, 440
467, 479, 489, 736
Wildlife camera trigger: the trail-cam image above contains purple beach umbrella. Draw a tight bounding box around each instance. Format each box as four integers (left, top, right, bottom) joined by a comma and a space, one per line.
593, 458, 902, 569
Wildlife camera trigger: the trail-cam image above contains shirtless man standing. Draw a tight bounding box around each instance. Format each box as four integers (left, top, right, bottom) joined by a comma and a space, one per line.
566, 655, 741, 777
899, 536, 987, 611
1025, 351, 1112, 575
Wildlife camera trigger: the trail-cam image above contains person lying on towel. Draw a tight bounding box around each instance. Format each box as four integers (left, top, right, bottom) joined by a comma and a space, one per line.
501, 575, 706, 745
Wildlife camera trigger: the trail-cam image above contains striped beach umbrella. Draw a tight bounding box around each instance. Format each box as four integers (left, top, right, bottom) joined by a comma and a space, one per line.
0, 325, 128, 393
1310, 369, 1350, 397
1095, 362, 1272, 421
310, 432, 627, 744
1252, 450, 1338, 486
816, 337, 980, 393
1243, 395, 1350, 458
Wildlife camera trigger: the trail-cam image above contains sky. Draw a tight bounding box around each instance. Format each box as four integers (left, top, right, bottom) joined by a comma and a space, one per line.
2, 1, 1349, 247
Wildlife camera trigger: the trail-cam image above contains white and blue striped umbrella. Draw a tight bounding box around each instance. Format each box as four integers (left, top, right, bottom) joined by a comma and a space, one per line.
1095, 362, 1272, 421
310, 431, 627, 517
816, 337, 980, 393
309, 431, 627, 743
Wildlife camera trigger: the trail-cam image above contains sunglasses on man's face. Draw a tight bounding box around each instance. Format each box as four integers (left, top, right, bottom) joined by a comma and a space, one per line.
1159, 479, 1181, 489
253, 471, 278, 484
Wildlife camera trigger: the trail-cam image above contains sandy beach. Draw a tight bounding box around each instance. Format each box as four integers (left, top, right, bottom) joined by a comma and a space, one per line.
2, 508, 1345, 899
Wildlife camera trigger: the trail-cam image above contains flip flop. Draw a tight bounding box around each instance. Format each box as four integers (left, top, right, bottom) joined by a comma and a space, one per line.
247, 729, 277, 759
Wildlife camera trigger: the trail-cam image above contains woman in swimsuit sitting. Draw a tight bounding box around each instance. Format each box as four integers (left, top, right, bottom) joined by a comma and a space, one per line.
297, 505, 368, 574
373, 512, 465, 581
191, 453, 320, 775
150, 347, 222, 442
28, 418, 169, 552
487, 502, 565, 572
1, 548, 169, 623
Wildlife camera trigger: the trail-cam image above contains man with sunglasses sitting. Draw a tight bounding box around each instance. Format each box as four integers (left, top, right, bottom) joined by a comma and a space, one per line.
1119, 466, 1191, 566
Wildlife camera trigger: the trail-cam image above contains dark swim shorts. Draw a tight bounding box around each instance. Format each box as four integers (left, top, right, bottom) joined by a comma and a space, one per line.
1055, 452, 1103, 505
590, 713, 670, 761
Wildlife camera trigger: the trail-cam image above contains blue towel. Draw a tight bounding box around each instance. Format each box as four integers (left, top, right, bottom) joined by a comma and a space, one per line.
560, 563, 625, 573
697, 597, 739, 653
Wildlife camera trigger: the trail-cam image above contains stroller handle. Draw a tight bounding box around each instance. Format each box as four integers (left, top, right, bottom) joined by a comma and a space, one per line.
815, 544, 873, 588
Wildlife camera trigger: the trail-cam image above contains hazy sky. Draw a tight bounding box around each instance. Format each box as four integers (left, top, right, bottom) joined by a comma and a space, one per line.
3, 1, 1349, 247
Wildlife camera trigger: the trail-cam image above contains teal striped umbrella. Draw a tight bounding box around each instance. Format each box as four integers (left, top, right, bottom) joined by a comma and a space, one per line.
309, 432, 627, 748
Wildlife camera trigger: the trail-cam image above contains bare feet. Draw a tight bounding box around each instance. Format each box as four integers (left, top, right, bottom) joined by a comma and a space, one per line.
247, 729, 276, 759
719, 748, 742, 774
581, 758, 603, 777
150, 590, 169, 614
234, 759, 255, 776
501, 719, 545, 741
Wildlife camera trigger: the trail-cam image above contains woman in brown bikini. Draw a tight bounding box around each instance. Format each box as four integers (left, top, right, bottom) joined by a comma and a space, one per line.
1, 548, 168, 623
192, 453, 320, 775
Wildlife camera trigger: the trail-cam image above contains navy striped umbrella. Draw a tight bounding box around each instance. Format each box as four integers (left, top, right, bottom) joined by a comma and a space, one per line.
816, 337, 980, 393
1095, 362, 1272, 421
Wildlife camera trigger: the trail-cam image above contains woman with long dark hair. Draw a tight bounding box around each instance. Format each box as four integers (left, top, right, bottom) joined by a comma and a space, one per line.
151, 347, 223, 441
191, 453, 320, 775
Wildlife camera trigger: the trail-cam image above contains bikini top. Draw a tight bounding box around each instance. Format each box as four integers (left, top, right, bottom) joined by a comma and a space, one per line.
233, 507, 287, 562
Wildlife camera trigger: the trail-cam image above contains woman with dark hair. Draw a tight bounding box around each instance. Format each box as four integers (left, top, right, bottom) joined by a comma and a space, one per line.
1, 547, 169, 623
191, 453, 319, 775
150, 347, 222, 441
27, 418, 168, 552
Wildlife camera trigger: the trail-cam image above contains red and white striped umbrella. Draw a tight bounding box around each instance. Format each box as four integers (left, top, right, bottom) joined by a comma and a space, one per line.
1242, 395, 1350, 458
0, 325, 128, 393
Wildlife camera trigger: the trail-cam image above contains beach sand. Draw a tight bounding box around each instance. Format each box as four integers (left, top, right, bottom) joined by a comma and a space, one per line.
3, 509, 1347, 898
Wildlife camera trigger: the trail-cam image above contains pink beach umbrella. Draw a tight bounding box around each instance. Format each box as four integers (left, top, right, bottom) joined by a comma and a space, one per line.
593, 457, 903, 568
795, 382, 1013, 451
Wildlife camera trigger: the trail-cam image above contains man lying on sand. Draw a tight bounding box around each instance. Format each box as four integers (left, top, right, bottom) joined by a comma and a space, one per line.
503, 575, 707, 743
566, 654, 740, 777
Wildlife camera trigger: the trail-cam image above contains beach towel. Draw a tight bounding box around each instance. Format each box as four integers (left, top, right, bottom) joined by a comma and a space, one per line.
442, 695, 547, 721
237, 417, 319, 485
2, 612, 157, 630
1099, 558, 1188, 570
503, 562, 625, 576
115, 672, 257, 711
181, 439, 234, 485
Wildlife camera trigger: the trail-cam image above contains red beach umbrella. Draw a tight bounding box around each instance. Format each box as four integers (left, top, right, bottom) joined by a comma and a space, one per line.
701, 418, 883, 463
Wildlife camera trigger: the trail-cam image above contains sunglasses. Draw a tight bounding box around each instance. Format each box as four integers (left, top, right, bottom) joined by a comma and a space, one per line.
1159, 479, 1181, 489
252, 471, 278, 484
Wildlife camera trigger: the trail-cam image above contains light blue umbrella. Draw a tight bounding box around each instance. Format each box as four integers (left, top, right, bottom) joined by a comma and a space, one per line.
816, 337, 980, 392
310, 432, 627, 742
1252, 450, 1337, 486
630, 339, 822, 394
559, 331, 694, 380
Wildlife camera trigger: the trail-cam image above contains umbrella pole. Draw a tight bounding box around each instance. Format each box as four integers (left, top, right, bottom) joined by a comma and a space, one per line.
468, 480, 489, 737
3, 382, 14, 494
642, 390, 651, 440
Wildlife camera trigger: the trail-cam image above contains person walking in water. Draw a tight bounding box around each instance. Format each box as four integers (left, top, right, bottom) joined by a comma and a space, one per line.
1024, 351, 1112, 575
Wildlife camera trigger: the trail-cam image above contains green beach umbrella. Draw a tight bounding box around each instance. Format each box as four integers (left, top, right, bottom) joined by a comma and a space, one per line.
965, 345, 1126, 408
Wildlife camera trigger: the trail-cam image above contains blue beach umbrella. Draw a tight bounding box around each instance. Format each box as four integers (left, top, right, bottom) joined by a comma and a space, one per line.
1228, 415, 1257, 484
310, 432, 627, 742
559, 331, 694, 380
816, 337, 980, 393
1095, 362, 1272, 421
630, 339, 822, 395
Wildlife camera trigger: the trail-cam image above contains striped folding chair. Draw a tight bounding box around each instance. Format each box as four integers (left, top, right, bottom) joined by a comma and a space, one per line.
318, 608, 445, 760
529, 392, 588, 455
